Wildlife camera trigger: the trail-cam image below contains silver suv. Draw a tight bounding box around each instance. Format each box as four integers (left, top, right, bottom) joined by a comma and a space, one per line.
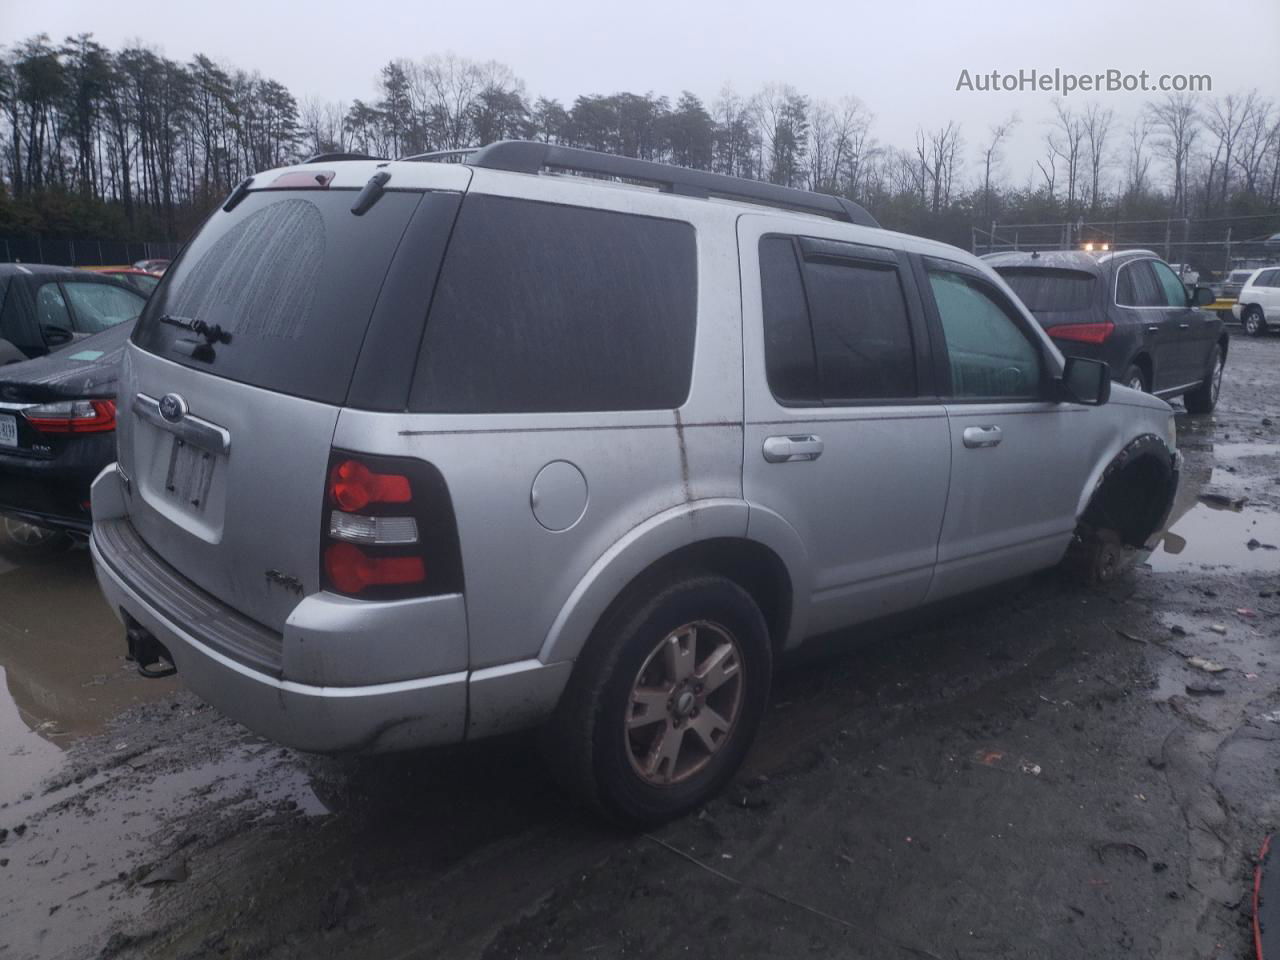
90, 143, 1179, 823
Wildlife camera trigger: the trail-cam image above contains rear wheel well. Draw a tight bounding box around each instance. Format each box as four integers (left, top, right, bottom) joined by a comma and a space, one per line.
1128, 353, 1153, 389
1081, 440, 1175, 547
1217, 334, 1229, 359
590, 539, 794, 659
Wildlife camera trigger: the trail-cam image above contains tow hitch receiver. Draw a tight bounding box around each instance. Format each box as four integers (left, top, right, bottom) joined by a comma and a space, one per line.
124, 616, 177, 679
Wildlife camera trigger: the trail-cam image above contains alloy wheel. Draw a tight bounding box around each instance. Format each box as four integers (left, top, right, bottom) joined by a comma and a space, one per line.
625, 620, 745, 786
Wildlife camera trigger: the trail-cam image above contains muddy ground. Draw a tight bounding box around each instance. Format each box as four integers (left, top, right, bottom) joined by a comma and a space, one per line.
2, 336, 1279, 960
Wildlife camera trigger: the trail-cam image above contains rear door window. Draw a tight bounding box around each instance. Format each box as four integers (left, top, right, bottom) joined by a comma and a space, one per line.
759, 236, 819, 403
801, 251, 916, 402
758, 235, 918, 404
409, 195, 697, 414
63, 281, 145, 333
995, 268, 1096, 312
133, 189, 423, 405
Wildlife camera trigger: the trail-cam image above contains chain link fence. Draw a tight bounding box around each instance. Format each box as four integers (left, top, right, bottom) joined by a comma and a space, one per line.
0, 236, 182, 267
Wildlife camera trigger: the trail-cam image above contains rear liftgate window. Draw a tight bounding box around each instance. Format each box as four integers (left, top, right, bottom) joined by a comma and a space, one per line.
409, 195, 697, 413
132, 189, 423, 405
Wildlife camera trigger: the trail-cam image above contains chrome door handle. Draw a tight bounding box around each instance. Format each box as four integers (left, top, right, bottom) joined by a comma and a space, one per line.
962, 425, 1002, 449
1146, 324, 1161, 332
1178, 323, 1190, 329
763, 435, 824, 463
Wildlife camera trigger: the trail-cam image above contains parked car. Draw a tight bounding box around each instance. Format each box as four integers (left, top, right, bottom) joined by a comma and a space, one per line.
0, 264, 147, 365
132, 258, 170, 274
1233, 267, 1280, 336
1212, 268, 1261, 302
0, 321, 131, 560
92, 268, 162, 296
986, 249, 1225, 412
90, 143, 1179, 823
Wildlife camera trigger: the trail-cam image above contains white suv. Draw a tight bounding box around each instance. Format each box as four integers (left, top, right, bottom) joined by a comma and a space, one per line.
1234, 267, 1280, 336
90, 142, 1180, 823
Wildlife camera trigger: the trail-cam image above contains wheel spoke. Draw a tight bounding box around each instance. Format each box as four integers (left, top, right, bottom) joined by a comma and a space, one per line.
695, 643, 740, 694
644, 721, 685, 782
687, 706, 730, 753
663, 629, 696, 682
628, 686, 670, 729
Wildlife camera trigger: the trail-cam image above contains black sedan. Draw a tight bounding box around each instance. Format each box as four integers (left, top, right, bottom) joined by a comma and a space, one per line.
0, 321, 132, 560
1, 263, 146, 365
985, 249, 1226, 413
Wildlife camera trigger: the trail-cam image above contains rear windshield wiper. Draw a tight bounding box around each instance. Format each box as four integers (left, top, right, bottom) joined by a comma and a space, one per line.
160, 314, 232, 345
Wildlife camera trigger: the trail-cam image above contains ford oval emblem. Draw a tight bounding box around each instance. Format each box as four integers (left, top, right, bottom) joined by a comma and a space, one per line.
158, 393, 188, 424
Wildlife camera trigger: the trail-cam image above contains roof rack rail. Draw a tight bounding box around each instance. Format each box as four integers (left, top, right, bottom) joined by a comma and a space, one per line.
399, 148, 480, 163
303, 152, 387, 164
461, 140, 880, 228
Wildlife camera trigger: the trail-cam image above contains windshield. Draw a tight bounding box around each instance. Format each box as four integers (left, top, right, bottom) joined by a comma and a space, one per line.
995, 268, 1096, 312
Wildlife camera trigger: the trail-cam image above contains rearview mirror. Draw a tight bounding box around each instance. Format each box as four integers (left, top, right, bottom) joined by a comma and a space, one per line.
1057, 356, 1110, 406
1191, 286, 1216, 307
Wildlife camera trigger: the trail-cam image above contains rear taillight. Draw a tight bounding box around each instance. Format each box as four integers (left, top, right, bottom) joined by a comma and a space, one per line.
320, 451, 464, 600
23, 399, 116, 434
1048, 321, 1115, 344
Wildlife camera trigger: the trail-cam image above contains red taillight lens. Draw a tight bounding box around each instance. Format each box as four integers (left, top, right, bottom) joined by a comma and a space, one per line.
324, 542, 425, 594
1048, 322, 1115, 344
328, 459, 412, 512
24, 399, 116, 434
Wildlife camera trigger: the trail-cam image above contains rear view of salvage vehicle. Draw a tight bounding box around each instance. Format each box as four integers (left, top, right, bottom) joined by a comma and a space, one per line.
91, 142, 1180, 825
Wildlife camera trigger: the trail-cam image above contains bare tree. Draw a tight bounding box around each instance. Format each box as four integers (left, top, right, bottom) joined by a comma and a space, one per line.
1205, 92, 1257, 209
978, 113, 1017, 222
1082, 102, 1114, 212
914, 121, 962, 212
1124, 114, 1155, 201
1149, 92, 1200, 216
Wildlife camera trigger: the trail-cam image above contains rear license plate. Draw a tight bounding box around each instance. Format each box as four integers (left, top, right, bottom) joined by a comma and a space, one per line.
164, 437, 216, 509
0, 414, 16, 448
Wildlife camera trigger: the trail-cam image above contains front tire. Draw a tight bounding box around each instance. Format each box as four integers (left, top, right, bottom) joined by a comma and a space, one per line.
1183, 344, 1224, 415
545, 574, 772, 826
1242, 306, 1267, 337
0, 516, 75, 563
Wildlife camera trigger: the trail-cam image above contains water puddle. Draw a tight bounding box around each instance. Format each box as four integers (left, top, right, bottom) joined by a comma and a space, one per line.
1146, 504, 1280, 572
0, 551, 177, 805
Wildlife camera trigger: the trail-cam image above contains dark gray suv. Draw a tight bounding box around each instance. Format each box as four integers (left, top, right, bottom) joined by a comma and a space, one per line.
986, 249, 1225, 413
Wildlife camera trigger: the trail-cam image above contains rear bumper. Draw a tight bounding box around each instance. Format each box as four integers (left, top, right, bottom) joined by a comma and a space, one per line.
91, 528, 469, 752
0, 444, 108, 534
89, 464, 470, 753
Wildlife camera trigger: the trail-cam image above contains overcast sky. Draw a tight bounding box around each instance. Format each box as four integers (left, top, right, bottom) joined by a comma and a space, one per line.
5, 0, 1279, 182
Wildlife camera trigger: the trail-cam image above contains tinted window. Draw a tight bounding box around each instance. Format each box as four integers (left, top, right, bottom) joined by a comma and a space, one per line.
1257, 270, 1279, 288
1150, 261, 1188, 308
802, 255, 915, 400
63, 281, 145, 333
36, 283, 71, 329
928, 268, 1042, 399
1231, 271, 1254, 284
996, 268, 1096, 312
1116, 260, 1165, 307
410, 196, 697, 414
759, 236, 819, 403
134, 189, 422, 404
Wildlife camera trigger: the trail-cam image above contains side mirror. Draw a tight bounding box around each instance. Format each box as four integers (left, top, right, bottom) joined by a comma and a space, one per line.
41, 324, 73, 346
1057, 356, 1110, 406
1191, 286, 1216, 307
